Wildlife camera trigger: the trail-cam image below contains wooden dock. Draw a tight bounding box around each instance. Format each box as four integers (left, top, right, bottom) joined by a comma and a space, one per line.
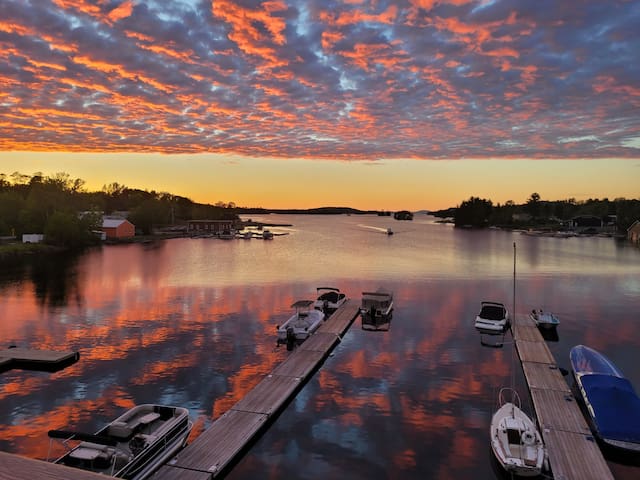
0, 302, 360, 480
152, 300, 361, 479
0, 347, 79, 373
512, 315, 614, 480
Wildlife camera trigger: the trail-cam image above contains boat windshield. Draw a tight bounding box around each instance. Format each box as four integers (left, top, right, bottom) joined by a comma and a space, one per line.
571, 346, 624, 377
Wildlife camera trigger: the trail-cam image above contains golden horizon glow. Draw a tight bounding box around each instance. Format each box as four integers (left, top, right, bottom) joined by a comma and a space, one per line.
1, 152, 638, 211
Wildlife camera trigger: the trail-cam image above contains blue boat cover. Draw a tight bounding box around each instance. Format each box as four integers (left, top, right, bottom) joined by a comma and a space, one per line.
580, 374, 640, 444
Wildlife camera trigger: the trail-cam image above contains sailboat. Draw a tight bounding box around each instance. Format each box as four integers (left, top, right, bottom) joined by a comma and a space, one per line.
491, 388, 546, 476
490, 242, 546, 477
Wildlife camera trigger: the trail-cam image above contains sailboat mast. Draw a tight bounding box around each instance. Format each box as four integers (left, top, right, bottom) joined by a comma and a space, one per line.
513, 242, 516, 326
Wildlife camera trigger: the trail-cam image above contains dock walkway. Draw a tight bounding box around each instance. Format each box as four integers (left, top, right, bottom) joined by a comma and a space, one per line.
153, 300, 361, 479
0, 302, 360, 480
512, 315, 614, 480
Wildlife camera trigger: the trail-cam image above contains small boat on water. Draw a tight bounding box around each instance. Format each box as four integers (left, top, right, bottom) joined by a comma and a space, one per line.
386, 228, 393, 235
474, 301, 510, 333
313, 287, 347, 315
360, 290, 393, 327
529, 309, 559, 330
570, 344, 640, 453
262, 229, 274, 239
48, 404, 193, 480
490, 388, 546, 477
277, 300, 325, 348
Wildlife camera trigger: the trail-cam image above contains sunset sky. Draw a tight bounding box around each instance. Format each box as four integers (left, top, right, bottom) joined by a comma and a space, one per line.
1, 0, 638, 210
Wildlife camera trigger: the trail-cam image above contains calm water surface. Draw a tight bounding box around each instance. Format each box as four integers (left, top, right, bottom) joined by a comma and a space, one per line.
1, 214, 639, 479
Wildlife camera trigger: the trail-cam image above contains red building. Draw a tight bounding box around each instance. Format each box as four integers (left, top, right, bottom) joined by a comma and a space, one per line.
102, 218, 135, 239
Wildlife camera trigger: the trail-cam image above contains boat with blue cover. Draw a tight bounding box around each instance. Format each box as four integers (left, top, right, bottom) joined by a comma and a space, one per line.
570, 344, 640, 453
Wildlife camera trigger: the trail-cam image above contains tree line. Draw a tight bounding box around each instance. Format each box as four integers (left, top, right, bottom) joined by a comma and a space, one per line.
0, 172, 239, 248
435, 193, 640, 231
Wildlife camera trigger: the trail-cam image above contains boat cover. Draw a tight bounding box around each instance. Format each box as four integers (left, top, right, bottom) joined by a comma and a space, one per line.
580, 374, 640, 443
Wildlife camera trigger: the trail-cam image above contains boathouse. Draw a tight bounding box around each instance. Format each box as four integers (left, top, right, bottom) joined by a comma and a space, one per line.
187, 219, 236, 235
628, 220, 640, 245
102, 218, 135, 239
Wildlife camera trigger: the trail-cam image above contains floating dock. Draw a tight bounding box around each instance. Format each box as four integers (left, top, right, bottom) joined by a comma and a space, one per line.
512, 315, 614, 480
0, 347, 79, 373
153, 300, 361, 479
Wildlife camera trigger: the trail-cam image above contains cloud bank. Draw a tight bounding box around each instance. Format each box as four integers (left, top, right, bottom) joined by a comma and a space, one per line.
0, 0, 638, 160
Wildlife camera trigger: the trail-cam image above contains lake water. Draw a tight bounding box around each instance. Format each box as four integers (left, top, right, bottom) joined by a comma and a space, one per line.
1, 214, 639, 479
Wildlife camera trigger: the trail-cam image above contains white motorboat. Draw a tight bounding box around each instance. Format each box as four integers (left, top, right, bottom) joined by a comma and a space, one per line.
474, 301, 510, 333
529, 309, 559, 329
48, 404, 193, 480
313, 287, 347, 315
491, 388, 545, 477
277, 300, 325, 347
360, 290, 393, 325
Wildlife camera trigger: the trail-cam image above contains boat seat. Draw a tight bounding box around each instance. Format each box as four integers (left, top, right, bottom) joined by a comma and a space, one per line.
108, 421, 133, 439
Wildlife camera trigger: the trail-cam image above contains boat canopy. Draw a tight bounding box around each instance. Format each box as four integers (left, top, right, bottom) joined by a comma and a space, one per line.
361, 291, 392, 309
580, 374, 640, 443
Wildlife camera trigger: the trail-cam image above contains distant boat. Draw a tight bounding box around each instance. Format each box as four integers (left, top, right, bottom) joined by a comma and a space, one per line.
313, 287, 347, 315
570, 344, 640, 453
262, 229, 274, 239
529, 309, 559, 330
490, 388, 546, 477
474, 301, 510, 333
386, 228, 393, 235
48, 404, 193, 480
277, 300, 325, 349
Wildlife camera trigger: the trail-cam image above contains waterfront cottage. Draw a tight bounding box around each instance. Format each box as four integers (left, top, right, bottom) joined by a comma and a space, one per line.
628, 220, 640, 245
102, 218, 135, 239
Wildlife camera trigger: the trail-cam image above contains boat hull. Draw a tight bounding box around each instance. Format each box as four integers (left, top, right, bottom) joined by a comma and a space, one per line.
276, 309, 325, 342
50, 404, 193, 480
474, 301, 509, 333
490, 401, 545, 477
570, 345, 640, 453
529, 310, 559, 330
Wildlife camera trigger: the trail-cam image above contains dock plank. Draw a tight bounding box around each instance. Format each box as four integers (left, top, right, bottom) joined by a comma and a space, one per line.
515, 339, 554, 364
531, 388, 592, 434
152, 465, 213, 480
167, 410, 267, 475
232, 375, 301, 415
513, 324, 542, 342
521, 362, 571, 392
272, 349, 327, 378
320, 302, 359, 335
296, 332, 338, 353
543, 430, 614, 480
0, 451, 106, 480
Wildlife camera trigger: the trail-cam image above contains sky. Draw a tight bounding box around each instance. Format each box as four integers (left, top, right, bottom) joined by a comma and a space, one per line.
0, 0, 639, 211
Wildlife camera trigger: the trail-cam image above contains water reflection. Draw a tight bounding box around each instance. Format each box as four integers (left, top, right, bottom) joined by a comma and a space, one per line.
0, 215, 638, 479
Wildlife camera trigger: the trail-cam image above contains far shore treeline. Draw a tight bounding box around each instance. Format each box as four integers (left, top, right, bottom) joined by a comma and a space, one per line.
1, 172, 639, 251
432, 193, 640, 232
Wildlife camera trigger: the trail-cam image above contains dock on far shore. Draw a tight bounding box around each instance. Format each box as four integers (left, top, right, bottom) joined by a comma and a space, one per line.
512, 314, 614, 480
